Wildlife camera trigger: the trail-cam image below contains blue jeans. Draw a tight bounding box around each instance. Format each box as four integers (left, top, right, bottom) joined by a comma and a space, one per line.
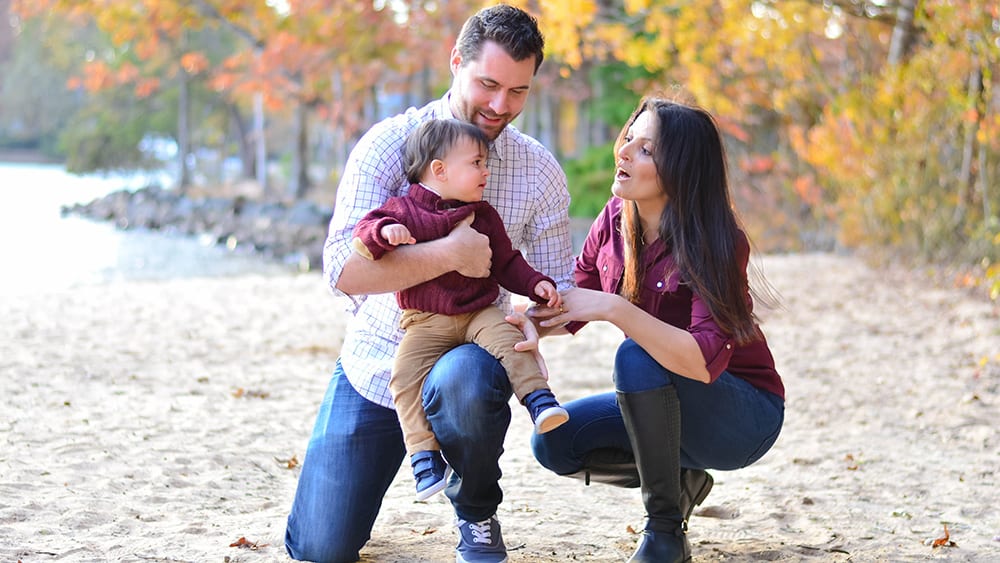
285, 344, 513, 563
532, 339, 783, 474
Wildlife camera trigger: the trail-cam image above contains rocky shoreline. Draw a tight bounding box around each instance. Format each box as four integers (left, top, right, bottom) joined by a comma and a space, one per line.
62, 186, 333, 271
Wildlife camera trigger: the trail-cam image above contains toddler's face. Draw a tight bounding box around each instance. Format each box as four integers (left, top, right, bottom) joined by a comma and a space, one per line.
437, 137, 490, 203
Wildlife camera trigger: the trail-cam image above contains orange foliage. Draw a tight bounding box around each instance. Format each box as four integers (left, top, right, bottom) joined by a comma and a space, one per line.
16, 0, 999, 275
793, 175, 822, 208
739, 155, 775, 176
81, 62, 113, 92
180, 52, 209, 75
134, 78, 161, 98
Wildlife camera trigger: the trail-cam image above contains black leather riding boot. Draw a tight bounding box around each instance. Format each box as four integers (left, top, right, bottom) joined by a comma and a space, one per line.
617, 386, 691, 563
565, 451, 713, 526
566, 447, 641, 488
680, 468, 713, 523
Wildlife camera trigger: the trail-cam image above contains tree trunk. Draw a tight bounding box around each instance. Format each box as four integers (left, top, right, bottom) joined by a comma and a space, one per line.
253, 90, 268, 197
330, 72, 348, 174
288, 99, 311, 199
228, 102, 255, 180
536, 88, 559, 158
364, 83, 379, 125
953, 63, 984, 229
887, 0, 917, 66
176, 68, 192, 192
978, 130, 991, 221
550, 91, 562, 159
521, 86, 539, 141
590, 68, 610, 146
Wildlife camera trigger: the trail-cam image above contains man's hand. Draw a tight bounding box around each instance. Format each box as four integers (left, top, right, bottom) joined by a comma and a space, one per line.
506, 311, 548, 379
446, 214, 491, 278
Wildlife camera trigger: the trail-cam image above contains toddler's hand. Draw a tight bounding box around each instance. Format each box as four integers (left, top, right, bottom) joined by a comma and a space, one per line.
381, 224, 415, 246
535, 281, 561, 309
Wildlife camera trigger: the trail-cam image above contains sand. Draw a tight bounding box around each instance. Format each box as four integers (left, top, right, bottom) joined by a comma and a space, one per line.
2, 252, 998, 562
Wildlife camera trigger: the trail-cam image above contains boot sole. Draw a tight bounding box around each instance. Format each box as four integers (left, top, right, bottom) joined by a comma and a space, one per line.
534, 408, 569, 433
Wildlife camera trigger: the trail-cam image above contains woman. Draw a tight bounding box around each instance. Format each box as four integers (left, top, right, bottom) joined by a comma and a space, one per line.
529, 97, 785, 562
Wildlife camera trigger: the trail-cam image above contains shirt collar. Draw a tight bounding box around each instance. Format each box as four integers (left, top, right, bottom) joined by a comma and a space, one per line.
411, 182, 469, 210
410, 183, 441, 207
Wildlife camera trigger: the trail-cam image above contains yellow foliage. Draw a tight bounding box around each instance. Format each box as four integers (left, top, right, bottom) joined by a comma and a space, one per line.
624, 0, 652, 13
533, 0, 599, 69
17, 0, 999, 269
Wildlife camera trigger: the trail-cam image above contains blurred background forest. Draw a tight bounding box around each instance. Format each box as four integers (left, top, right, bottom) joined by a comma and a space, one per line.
1, 0, 998, 296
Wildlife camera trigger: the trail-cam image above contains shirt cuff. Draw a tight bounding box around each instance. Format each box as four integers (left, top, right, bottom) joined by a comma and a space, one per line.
692, 331, 734, 382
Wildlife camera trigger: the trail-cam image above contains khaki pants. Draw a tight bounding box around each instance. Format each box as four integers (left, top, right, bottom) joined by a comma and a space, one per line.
391, 306, 549, 455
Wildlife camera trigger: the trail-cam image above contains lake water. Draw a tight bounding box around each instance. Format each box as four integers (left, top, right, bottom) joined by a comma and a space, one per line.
0, 162, 299, 296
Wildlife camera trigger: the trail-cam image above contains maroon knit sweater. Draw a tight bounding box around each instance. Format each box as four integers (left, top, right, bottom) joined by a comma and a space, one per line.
352, 183, 554, 314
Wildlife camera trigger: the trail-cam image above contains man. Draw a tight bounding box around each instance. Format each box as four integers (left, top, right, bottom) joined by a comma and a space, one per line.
284, 5, 575, 563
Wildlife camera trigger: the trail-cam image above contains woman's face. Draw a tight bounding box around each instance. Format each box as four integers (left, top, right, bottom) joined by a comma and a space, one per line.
612, 110, 667, 212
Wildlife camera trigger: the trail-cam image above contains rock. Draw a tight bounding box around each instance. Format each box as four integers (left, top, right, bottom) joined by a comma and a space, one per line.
63, 186, 332, 271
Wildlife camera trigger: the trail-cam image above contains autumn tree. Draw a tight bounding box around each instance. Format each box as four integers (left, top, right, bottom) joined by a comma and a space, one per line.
12, 0, 224, 188
9, 0, 998, 294
796, 0, 999, 281
0, 12, 85, 156
175, 0, 398, 197
536, 0, 997, 295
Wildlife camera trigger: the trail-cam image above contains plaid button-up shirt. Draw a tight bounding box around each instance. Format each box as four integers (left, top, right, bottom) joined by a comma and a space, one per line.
323, 94, 575, 408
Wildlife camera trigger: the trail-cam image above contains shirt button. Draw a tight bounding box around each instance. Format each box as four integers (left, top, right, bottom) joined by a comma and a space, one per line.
602, 265, 608, 272
656, 281, 663, 288
725, 343, 732, 349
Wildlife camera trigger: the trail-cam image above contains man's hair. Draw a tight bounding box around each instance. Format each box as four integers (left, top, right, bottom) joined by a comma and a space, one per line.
404, 118, 489, 185
455, 4, 545, 73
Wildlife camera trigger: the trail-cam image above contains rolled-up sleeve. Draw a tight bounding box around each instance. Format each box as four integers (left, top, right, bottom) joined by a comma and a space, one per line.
689, 294, 735, 382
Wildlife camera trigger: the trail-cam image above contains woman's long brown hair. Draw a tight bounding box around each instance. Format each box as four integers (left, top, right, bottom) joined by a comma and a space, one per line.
617, 97, 765, 345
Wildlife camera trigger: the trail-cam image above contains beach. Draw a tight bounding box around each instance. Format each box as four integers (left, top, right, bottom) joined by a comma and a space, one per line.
2, 252, 998, 562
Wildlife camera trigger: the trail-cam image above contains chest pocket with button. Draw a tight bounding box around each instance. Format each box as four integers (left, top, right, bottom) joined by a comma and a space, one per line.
641, 261, 691, 330
595, 249, 624, 294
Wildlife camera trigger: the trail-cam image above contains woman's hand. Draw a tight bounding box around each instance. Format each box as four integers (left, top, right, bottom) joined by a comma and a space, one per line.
535, 287, 625, 328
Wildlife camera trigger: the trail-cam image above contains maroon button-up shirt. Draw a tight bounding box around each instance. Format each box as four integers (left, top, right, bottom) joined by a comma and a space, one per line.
568, 197, 784, 399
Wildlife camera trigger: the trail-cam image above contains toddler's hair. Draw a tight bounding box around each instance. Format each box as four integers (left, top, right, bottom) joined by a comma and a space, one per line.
404, 119, 489, 185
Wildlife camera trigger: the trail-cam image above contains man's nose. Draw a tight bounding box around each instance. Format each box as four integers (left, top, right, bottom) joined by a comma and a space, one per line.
488, 92, 509, 116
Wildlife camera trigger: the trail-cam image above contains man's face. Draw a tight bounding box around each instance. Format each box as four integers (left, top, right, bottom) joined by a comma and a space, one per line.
449, 40, 536, 141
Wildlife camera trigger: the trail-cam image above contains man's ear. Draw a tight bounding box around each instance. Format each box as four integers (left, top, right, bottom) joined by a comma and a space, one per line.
449, 47, 462, 75
430, 159, 447, 181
